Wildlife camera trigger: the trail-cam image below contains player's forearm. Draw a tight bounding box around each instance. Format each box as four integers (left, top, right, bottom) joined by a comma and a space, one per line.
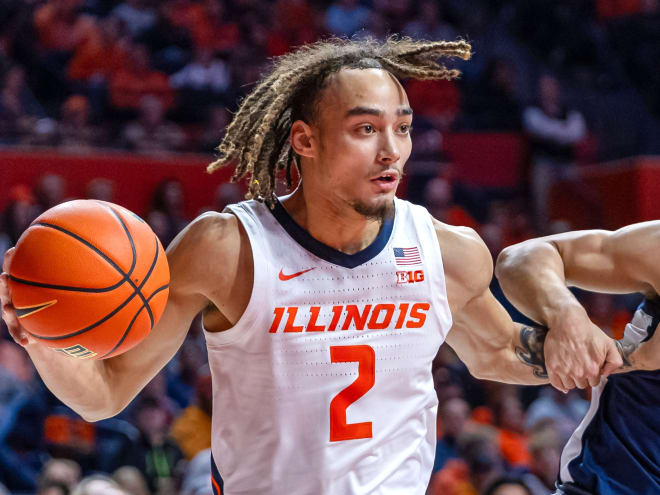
496, 240, 584, 326
24, 343, 118, 421
474, 324, 550, 385
481, 323, 651, 384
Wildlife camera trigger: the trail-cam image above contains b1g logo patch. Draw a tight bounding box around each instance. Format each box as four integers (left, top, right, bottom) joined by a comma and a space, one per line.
55, 344, 97, 359
396, 270, 425, 284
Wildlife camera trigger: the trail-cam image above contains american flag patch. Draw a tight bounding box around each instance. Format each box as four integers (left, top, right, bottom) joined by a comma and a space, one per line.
393, 247, 421, 266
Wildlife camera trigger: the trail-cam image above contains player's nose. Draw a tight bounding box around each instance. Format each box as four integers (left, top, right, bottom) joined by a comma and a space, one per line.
377, 131, 400, 164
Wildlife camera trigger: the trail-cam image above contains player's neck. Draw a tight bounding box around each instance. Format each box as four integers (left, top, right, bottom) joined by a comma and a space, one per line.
282, 187, 386, 255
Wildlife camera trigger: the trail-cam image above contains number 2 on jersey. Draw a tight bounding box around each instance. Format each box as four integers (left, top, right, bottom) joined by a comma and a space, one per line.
329, 345, 375, 442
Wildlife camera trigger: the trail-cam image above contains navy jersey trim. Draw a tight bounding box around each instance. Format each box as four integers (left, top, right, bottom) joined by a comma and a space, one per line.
270, 198, 395, 269
211, 454, 224, 495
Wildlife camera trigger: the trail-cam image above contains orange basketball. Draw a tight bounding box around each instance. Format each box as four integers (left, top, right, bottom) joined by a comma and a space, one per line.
8, 200, 170, 360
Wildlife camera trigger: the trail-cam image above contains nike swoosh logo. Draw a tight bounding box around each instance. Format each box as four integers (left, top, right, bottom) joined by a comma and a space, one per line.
278, 268, 315, 281
15, 300, 57, 319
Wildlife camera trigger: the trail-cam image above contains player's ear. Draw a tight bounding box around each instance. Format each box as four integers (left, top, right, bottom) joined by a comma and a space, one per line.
290, 120, 314, 159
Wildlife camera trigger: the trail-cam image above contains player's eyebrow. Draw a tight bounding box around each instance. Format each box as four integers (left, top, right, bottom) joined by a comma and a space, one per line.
345, 106, 413, 118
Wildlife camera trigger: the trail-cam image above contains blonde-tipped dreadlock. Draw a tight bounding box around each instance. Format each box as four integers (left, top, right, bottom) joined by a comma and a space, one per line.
207, 36, 471, 206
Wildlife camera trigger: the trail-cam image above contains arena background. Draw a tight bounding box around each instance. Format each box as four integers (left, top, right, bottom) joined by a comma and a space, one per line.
1, 1, 660, 494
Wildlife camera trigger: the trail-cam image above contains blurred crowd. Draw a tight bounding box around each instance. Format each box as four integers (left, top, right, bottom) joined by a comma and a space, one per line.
0, 0, 659, 157
1, 0, 659, 493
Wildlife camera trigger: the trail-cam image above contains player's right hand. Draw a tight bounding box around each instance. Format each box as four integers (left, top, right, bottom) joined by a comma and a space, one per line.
544, 303, 622, 392
0, 247, 34, 347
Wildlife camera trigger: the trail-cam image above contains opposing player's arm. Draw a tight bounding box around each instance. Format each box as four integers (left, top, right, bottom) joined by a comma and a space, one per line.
1, 212, 243, 421
495, 221, 660, 390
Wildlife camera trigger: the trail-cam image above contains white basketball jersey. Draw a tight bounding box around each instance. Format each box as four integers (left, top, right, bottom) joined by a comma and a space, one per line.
204, 197, 453, 494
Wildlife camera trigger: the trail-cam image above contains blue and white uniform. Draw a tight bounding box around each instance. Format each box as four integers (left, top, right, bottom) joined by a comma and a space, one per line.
557, 298, 660, 495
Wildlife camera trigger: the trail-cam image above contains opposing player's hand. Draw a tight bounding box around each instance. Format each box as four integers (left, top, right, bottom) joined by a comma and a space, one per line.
0, 248, 35, 347
544, 303, 622, 392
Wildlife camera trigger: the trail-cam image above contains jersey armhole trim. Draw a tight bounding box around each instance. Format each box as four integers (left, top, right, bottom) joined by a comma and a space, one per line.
203, 204, 272, 347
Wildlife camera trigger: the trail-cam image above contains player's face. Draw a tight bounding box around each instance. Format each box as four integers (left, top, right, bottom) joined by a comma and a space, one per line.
308, 68, 413, 219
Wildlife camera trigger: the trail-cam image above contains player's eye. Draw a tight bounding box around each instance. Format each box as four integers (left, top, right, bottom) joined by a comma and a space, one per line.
398, 124, 412, 134
360, 124, 375, 134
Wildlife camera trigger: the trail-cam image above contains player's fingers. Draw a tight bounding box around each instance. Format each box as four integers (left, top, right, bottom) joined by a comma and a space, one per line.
0, 273, 9, 303
587, 374, 601, 388
602, 343, 624, 377
2, 247, 15, 274
548, 373, 569, 394
559, 374, 577, 391
2, 302, 28, 346
573, 376, 589, 389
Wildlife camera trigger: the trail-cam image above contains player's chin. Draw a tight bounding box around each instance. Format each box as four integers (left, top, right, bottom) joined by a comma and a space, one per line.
351, 192, 394, 220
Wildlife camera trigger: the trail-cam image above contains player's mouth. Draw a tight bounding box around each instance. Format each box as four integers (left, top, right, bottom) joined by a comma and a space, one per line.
370, 170, 400, 192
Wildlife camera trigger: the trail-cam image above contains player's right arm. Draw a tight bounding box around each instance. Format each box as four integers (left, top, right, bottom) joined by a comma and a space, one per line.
495, 221, 660, 391
0, 212, 243, 421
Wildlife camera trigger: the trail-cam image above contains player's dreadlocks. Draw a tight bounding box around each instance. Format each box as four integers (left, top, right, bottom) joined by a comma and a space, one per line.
207, 36, 472, 205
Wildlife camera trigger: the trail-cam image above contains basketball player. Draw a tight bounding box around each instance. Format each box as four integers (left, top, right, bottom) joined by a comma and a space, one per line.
496, 221, 660, 495
0, 38, 653, 494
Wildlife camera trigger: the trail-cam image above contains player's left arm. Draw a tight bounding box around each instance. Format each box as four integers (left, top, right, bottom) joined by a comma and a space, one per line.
437, 221, 649, 386
436, 222, 548, 384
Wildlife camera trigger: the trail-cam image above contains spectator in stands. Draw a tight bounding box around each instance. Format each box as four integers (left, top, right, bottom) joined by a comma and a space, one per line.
324, 0, 371, 37
181, 448, 213, 495
428, 427, 506, 495
466, 57, 522, 131
57, 95, 104, 151
0, 341, 46, 493
34, 173, 67, 214
71, 474, 128, 495
85, 178, 115, 203
67, 16, 130, 84
491, 393, 531, 468
582, 292, 631, 340
121, 95, 185, 153
522, 74, 587, 231
38, 458, 82, 495
129, 396, 184, 494
273, 0, 319, 47
171, 47, 231, 94
405, 77, 461, 130
484, 477, 533, 495
166, 0, 240, 54
171, 46, 232, 115
112, 466, 150, 495
213, 182, 243, 212
110, 44, 174, 111
37, 482, 69, 495
198, 105, 231, 152
0, 65, 47, 144
403, 1, 457, 41
110, 0, 157, 38
0, 185, 38, 263
423, 176, 479, 230
148, 178, 189, 245
522, 422, 562, 495
146, 210, 173, 247
434, 397, 472, 472
524, 387, 589, 445
33, 0, 96, 54
170, 371, 212, 460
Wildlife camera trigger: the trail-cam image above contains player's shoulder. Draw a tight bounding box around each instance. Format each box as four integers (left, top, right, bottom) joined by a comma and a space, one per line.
166, 211, 245, 292
431, 218, 493, 294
